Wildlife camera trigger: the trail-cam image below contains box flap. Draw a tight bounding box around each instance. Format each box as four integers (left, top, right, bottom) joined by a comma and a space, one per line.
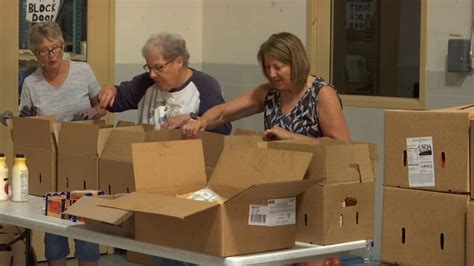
12, 116, 56, 149
63, 196, 132, 225
145, 129, 185, 142
324, 144, 374, 182
233, 128, 260, 135
58, 122, 100, 156
225, 179, 316, 204
100, 126, 147, 162
210, 146, 312, 188
132, 139, 207, 192
99, 192, 219, 219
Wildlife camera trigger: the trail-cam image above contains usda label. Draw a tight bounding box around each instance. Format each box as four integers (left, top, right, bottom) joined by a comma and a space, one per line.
249, 197, 296, 226
406, 136, 435, 187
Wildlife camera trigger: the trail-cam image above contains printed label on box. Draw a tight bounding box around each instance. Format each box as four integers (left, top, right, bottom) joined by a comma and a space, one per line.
249, 197, 296, 226
406, 136, 435, 187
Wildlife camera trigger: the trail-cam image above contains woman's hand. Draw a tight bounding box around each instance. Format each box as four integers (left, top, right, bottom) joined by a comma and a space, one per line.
263, 126, 294, 141
161, 114, 191, 130
182, 119, 206, 138
98, 85, 117, 108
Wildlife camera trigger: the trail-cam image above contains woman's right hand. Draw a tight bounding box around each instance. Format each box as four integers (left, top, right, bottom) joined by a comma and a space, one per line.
182, 119, 205, 138
98, 85, 117, 108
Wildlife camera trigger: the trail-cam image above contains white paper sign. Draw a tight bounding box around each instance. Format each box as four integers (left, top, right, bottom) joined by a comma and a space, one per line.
25, 0, 60, 23
406, 136, 435, 187
248, 197, 296, 227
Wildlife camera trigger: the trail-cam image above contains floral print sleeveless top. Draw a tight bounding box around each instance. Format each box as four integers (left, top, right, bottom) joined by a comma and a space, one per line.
263, 76, 341, 138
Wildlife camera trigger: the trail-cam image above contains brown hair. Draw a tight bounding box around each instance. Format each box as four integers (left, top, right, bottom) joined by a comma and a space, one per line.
257, 32, 310, 91
29, 21, 64, 51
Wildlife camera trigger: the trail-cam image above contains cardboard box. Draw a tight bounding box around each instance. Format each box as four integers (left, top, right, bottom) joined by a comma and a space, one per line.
267, 141, 375, 184
381, 186, 468, 265
384, 108, 474, 193
64, 196, 134, 237
0, 224, 27, 265
126, 251, 151, 265
100, 139, 314, 256
296, 181, 374, 245
58, 122, 114, 191
467, 201, 474, 266
12, 116, 60, 196
99, 126, 149, 194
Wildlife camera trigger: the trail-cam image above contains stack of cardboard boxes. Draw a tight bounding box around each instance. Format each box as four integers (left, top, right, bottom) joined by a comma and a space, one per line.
382, 105, 474, 265
266, 140, 377, 245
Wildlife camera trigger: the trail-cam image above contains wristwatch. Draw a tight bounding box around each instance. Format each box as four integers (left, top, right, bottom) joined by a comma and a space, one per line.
189, 112, 199, 120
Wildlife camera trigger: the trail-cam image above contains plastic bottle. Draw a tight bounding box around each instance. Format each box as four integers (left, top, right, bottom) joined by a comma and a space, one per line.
0, 153, 9, 201
12, 154, 28, 202
165, 97, 181, 119
363, 239, 375, 264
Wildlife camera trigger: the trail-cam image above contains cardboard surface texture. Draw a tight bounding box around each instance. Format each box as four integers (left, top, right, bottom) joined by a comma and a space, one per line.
467, 201, 474, 266
384, 108, 474, 193
58, 122, 114, 191
381, 187, 468, 265
267, 140, 375, 184
296, 181, 374, 245
99, 139, 314, 256
12, 116, 60, 196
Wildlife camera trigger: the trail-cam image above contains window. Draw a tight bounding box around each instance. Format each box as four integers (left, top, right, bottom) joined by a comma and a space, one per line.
307, 0, 426, 109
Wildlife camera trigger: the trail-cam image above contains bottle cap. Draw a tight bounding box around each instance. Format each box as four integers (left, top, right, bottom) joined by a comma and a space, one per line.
15, 154, 25, 158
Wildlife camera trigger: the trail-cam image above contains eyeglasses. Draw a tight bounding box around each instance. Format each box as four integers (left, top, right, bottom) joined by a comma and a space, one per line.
143, 59, 174, 74
37, 45, 63, 57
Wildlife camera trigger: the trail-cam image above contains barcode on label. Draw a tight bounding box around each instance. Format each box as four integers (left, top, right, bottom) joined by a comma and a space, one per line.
250, 214, 266, 224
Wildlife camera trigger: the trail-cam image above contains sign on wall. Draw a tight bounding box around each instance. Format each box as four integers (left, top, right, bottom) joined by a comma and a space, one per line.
25, 0, 60, 23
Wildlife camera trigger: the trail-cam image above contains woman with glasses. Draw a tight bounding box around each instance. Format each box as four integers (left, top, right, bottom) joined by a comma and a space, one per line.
19, 21, 104, 121
20, 21, 102, 266
181, 32, 350, 143
98, 32, 231, 135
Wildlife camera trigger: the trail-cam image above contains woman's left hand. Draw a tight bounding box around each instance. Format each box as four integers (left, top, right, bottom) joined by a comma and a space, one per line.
162, 114, 192, 130
263, 126, 294, 141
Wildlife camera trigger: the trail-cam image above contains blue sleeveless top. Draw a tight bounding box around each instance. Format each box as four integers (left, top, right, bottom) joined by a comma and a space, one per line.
263, 76, 340, 138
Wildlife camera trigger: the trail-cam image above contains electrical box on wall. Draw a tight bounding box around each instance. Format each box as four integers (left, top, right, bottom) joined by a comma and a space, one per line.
447, 39, 472, 72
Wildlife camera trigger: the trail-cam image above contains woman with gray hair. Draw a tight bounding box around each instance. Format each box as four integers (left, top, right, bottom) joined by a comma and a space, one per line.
98, 32, 231, 135
20, 21, 102, 266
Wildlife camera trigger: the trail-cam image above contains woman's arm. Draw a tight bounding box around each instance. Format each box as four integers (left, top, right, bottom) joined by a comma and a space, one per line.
183, 83, 269, 138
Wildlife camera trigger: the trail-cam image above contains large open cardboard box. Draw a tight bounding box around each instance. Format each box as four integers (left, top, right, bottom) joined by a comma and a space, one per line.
385, 106, 474, 193
99, 139, 314, 256
12, 116, 60, 196
381, 186, 468, 265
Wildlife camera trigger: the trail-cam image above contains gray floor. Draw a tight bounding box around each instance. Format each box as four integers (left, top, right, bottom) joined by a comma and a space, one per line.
37, 253, 144, 266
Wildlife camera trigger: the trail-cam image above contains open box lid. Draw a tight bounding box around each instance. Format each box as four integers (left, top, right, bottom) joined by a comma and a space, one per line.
224, 179, 316, 204
131, 139, 207, 192
267, 141, 374, 183
99, 191, 219, 219
64, 196, 132, 225
12, 116, 58, 150
100, 126, 147, 162
209, 145, 313, 188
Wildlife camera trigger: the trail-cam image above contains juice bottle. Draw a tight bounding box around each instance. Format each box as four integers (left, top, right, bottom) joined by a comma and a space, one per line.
12, 154, 28, 202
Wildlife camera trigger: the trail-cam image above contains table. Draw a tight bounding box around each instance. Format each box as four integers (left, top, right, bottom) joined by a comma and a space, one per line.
0, 196, 366, 265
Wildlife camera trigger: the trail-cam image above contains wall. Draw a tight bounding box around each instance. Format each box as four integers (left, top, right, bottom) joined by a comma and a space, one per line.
113, 0, 473, 260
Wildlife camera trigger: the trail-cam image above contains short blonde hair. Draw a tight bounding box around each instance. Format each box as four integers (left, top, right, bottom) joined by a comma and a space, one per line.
257, 32, 310, 91
141, 32, 190, 66
29, 21, 64, 51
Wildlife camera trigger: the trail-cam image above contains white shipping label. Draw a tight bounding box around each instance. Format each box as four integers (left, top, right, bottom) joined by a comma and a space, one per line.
406, 137, 435, 187
248, 197, 296, 226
